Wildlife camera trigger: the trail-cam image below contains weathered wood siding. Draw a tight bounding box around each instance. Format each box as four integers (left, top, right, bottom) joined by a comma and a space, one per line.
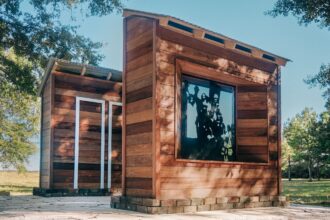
237, 85, 268, 163
123, 16, 155, 197
40, 75, 53, 189
154, 24, 280, 200
43, 71, 122, 190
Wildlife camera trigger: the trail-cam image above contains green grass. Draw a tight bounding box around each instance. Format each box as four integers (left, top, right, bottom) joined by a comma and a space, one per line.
0, 171, 38, 195
282, 179, 330, 207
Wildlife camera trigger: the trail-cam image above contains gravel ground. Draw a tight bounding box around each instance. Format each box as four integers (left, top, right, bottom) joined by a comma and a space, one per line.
0, 196, 329, 220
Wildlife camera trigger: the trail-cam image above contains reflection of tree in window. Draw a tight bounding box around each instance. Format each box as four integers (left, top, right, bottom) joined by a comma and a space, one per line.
180, 75, 235, 161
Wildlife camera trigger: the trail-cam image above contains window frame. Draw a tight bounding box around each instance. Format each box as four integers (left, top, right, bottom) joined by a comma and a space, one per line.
179, 74, 237, 162
174, 59, 270, 166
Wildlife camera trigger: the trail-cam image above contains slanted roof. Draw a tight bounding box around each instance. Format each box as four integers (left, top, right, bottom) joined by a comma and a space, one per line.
38, 58, 122, 96
123, 9, 290, 67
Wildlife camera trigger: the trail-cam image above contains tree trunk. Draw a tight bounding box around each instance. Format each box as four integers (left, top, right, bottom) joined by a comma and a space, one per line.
308, 157, 312, 182
317, 162, 320, 181
288, 155, 291, 181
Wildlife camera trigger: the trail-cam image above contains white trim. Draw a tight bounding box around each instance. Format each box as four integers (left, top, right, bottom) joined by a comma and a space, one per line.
74, 96, 106, 189
74, 98, 80, 189
108, 101, 122, 190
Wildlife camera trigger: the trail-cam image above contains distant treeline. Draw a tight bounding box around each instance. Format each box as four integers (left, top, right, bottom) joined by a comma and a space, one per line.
282, 108, 330, 181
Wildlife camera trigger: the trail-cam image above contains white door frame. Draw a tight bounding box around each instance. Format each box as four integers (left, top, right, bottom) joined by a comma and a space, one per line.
74, 97, 105, 189
107, 101, 122, 190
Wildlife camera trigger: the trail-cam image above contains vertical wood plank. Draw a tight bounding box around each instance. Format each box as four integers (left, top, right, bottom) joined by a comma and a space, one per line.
277, 66, 282, 195
152, 20, 159, 199
50, 73, 55, 188
122, 17, 127, 196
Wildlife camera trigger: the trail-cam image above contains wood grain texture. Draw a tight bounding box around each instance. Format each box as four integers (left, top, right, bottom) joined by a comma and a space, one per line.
156, 25, 277, 74
40, 68, 122, 191
40, 74, 52, 188
152, 20, 280, 200
124, 16, 155, 197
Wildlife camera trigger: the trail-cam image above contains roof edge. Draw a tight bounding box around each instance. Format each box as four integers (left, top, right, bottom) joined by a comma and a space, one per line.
37, 58, 122, 96
123, 8, 291, 66
37, 58, 56, 97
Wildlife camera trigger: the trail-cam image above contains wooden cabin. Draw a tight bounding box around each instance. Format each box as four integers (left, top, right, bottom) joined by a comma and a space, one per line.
111, 9, 289, 213
35, 59, 123, 196
36, 8, 290, 213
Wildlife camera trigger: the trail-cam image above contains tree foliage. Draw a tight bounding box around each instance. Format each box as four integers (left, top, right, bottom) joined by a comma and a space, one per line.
0, 0, 123, 171
0, 50, 39, 172
305, 64, 330, 109
313, 111, 330, 178
268, 0, 330, 110
283, 108, 330, 180
266, 0, 330, 29
0, 0, 123, 95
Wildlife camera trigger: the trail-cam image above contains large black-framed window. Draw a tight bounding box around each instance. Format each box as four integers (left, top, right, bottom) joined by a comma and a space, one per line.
180, 75, 236, 161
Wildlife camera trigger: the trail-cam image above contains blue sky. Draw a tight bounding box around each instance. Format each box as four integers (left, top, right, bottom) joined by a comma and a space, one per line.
25, 0, 330, 170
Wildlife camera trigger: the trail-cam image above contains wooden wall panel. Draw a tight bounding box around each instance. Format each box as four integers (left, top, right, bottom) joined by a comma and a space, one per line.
40, 75, 52, 189
268, 80, 280, 194
49, 72, 122, 191
236, 85, 268, 163
154, 22, 280, 200
123, 16, 155, 198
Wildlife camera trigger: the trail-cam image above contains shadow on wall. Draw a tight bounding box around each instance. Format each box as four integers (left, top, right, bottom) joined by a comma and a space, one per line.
157, 40, 278, 199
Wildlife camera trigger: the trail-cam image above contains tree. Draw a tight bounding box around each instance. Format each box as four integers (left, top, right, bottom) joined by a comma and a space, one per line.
267, 0, 330, 109
284, 108, 318, 181
282, 139, 294, 181
0, 0, 123, 171
313, 111, 330, 180
0, 50, 39, 172
267, 0, 330, 29
1, 0, 123, 95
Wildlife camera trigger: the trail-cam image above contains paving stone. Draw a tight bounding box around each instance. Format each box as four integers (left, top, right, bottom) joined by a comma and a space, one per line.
210, 203, 226, 210
261, 201, 273, 207
136, 205, 148, 213
228, 196, 240, 203
183, 205, 197, 213
197, 204, 210, 212
270, 196, 279, 201
240, 196, 249, 203
126, 204, 137, 211
118, 202, 127, 209
119, 196, 127, 203
147, 206, 168, 214
211, 203, 234, 210
273, 201, 289, 207
176, 199, 191, 206
168, 206, 184, 213
278, 196, 287, 202
259, 195, 270, 202
204, 197, 216, 205
249, 196, 259, 202
244, 202, 261, 208
216, 197, 228, 204
142, 198, 160, 207
161, 199, 176, 207
113, 202, 120, 209
233, 202, 245, 209
191, 198, 204, 205
127, 197, 143, 205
